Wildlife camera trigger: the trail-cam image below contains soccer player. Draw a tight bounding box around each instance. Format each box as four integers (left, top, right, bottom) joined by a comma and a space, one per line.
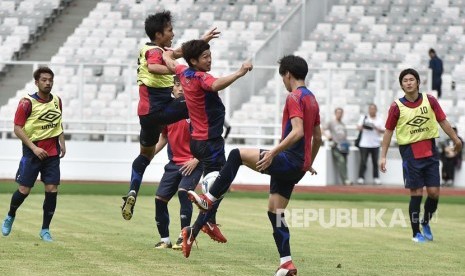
2, 67, 66, 242
380, 68, 462, 243
121, 11, 219, 220
153, 77, 221, 249
163, 39, 253, 257
188, 55, 322, 275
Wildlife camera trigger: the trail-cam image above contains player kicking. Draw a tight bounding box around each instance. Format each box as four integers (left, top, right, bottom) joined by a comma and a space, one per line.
188, 55, 322, 275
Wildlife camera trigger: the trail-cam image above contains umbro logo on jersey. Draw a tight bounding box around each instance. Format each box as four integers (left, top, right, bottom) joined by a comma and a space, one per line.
38, 110, 61, 123
406, 116, 429, 128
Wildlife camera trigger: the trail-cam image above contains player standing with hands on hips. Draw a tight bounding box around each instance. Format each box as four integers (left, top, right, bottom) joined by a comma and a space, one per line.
380, 68, 462, 243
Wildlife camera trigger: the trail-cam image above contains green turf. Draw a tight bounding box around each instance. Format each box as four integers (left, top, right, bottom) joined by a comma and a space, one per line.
0, 194, 464, 275
1, 181, 465, 204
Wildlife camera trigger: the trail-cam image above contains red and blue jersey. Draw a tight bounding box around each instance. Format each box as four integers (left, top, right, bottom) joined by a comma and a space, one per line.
385, 93, 446, 160
14, 93, 62, 157
163, 118, 193, 165
282, 87, 320, 171
175, 64, 223, 140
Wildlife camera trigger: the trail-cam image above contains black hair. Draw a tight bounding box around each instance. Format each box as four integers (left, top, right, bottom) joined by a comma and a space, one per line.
399, 68, 420, 86
33, 67, 54, 81
278, 55, 308, 80
173, 75, 180, 83
429, 48, 436, 55
181, 39, 210, 67
145, 11, 172, 41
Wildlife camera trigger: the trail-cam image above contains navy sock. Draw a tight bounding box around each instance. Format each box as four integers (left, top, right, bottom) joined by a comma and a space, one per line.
8, 189, 28, 217
130, 155, 151, 193
422, 197, 438, 225
42, 192, 57, 229
409, 196, 422, 236
178, 190, 192, 229
268, 211, 291, 258
209, 149, 242, 198
155, 198, 170, 238
192, 199, 222, 237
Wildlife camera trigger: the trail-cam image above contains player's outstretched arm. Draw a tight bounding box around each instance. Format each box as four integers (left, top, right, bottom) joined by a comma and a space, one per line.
201, 27, 221, 43
380, 129, 393, 173
211, 62, 253, 91
162, 50, 179, 74
256, 117, 304, 172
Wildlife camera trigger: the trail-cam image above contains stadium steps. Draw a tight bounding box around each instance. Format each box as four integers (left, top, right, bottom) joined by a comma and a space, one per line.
0, 0, 97, 106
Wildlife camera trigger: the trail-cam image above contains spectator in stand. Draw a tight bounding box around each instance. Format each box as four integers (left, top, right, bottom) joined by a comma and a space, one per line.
428, 48, 443, 98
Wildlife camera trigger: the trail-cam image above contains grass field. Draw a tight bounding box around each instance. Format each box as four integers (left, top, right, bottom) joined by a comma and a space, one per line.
1, 183, 465, 275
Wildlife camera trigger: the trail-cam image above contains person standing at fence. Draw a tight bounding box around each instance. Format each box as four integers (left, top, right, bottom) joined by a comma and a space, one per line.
440, 126, 463, 186
428, 48, 443, 98
356, 103, 385, 185
121, 11, 219, 220
324, 108, 351, 185
2, 67, 66, 242
380, 68, 462, 243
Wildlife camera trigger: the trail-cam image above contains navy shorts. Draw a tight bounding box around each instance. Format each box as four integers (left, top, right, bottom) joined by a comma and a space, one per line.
260, 149, 306, 199
402, 155, 440, 189
139, 95, 188, 147
15, 155, 60, 187
156, 161, 203, 199
190, 137, 226, 175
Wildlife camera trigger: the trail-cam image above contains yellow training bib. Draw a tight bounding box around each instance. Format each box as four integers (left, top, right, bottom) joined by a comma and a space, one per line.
137, 44, 173, 88
23, 94, 63, 142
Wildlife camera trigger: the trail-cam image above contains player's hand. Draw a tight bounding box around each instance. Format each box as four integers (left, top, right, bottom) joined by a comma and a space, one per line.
308, 167, 317, 175
256, 150, 274, 172
202, 27, 221, 43
238, 62, 253, 77
60, 145, 66, 158
180, 158, 199, 176
379, 157, 387, 173
33, 146, 49, 160
454, 138, 463, 154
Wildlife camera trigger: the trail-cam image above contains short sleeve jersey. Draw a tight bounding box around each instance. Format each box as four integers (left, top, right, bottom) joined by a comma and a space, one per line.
282, 87, 320, 171
14, 93, 62, 157
163, 119, 193, 165
385, 93, 446, 159
175, 64, 223, 140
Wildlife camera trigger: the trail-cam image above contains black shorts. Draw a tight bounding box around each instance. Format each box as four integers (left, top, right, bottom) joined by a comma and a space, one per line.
260, 149, 306, 199
190, 137, 226, 175
139, 96, 188, 147
402, 155, 440, 189
156, 161, 203, 200
16, 155, 60, 187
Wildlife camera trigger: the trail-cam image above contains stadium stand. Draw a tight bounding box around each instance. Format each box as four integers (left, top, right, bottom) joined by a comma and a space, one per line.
1, 0, 465, 142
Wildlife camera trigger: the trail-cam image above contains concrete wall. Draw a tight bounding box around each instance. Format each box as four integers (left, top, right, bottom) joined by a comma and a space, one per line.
1, 139, 463, 187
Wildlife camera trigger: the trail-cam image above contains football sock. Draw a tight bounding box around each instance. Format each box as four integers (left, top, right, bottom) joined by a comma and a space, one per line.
155, 198, 170, 239
42, 192, 57, 229
209, 149, 242, 198
178, 190, 193, 229
8, 189, 28, 217
409, 196, 422, 236
129, 155, 151, 193
422, 196, 438, 225
268, 211, 291, 258
280, 256, 292, 265
192, 200, 221, 237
